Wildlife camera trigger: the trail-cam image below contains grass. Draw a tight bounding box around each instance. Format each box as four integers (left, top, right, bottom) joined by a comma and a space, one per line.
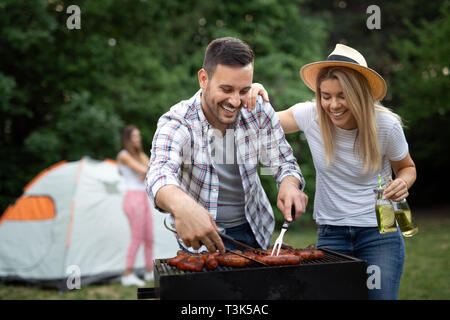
280, 215, 450, 300
1, 215, 448, 300
397, 216, 450, 299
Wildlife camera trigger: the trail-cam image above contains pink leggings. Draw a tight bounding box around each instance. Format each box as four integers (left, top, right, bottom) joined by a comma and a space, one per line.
123, 190, 153, 270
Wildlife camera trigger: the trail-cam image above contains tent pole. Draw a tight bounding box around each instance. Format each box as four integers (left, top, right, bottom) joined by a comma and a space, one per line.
59, 158, 85, 294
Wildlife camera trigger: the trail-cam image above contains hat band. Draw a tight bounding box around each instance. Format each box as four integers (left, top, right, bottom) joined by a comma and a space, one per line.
327, 54, 359, 65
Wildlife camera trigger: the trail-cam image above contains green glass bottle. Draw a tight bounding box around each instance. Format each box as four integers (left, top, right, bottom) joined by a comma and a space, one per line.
374, 187, 397, 234
393, 199, 418, 237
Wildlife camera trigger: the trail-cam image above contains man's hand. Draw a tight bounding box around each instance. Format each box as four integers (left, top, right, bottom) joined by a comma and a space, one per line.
155, 185, 225, 253
277, 176, 308, 222
174, 202, 225, 253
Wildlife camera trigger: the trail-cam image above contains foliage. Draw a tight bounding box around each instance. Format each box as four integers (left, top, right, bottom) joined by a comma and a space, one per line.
388, 1, 450, 204
0, 0, 328, 221
303, 0, 450, 207
0, 0, 447, 217
390, 2, 449, 122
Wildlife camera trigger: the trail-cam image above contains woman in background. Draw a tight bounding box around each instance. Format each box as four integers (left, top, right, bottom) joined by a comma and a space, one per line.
118, 125, 153, 286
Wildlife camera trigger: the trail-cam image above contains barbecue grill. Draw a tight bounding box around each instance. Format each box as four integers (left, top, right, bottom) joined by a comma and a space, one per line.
138, 248, 368, 300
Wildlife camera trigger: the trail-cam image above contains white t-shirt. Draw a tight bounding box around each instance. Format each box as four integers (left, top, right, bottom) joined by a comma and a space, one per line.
292, 102, 409, 227
117, 150, 146, 191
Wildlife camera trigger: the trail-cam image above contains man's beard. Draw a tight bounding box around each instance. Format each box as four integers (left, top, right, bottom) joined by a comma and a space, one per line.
203, 87, 243, 127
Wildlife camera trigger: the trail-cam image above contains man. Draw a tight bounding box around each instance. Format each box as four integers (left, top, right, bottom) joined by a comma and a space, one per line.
146, 37, 308, 253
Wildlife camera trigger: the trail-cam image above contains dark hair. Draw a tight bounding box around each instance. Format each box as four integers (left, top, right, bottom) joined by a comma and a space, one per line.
121, 125, 138, 150
121, 125, 149, 166
203, 37, 254, 78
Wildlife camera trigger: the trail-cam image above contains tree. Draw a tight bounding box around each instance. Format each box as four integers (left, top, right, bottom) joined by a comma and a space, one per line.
389, 1, 450, 204
303, 0, 449, 207
0, 0, 329, 225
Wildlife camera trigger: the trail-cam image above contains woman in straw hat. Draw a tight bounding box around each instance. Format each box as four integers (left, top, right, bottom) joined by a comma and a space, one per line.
249, 44, 416, 300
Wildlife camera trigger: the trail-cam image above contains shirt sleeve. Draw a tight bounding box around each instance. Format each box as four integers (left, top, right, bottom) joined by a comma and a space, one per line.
385, 119, 409, 161
291, 101, 316, 132
146, 116, 191, 210
257, 96, 306, 190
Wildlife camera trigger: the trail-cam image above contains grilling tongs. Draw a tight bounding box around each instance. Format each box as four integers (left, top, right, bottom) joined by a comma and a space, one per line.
271, 206, 296, 256
217, 232, 268, 267
163, 217, 268, 267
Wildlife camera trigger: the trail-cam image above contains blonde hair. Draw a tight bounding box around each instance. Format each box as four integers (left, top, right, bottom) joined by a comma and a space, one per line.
315, 67, 402, 173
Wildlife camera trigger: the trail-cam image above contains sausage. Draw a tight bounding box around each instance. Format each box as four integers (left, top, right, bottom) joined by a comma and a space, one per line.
310, 249, 324, 259
216, 253, 252, 267
242, 251, 259, 260
167, 251, 210, 271
294, 249, 313, 260
176, 254, 206, 272
205, 255, 219, 271
256, 254, 301, 266
202, 251, 220, 271
166, 247, 322, 271
166, 250, 189, 266
176, 258, 204, 272
294, 249, 324, 260
265, 248, 292, 256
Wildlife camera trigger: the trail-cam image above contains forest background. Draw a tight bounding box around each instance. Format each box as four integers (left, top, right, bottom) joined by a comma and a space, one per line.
1, 0, 449, 224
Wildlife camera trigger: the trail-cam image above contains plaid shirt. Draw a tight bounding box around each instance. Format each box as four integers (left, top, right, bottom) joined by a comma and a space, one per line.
146, 89, 305, 249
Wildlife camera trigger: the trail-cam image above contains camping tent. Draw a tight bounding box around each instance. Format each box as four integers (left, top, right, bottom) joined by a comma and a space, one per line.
0, 157, 178, 289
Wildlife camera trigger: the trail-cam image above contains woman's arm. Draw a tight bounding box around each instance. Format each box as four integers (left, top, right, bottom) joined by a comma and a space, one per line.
248, 83, 302, 134
118, 151, 148, 177
276, 107, 301, 134
384, 152, 416, 202
246, 83, 269, 109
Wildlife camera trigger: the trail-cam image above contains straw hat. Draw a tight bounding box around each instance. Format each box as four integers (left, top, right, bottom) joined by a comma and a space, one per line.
300, 44, 387, 100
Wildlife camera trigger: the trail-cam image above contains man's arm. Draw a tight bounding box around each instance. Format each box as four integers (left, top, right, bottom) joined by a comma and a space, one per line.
155, 185, 224, 253
277, 175, 308, 222
146, 117, 224, 253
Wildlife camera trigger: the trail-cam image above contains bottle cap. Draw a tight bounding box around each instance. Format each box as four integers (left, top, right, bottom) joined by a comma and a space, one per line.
373, 186, 384, 193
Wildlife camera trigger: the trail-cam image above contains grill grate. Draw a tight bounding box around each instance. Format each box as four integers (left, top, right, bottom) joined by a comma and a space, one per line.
143, 248, 368, 300
155, 248, 355, 275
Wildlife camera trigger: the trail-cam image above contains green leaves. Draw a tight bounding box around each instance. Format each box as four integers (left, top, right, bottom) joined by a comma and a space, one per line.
24, 91, 123, 164
0, 0, 330, 214
389, 2, 450, 123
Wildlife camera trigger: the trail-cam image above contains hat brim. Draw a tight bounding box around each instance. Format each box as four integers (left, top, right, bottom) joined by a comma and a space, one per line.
300, 61, 387, 101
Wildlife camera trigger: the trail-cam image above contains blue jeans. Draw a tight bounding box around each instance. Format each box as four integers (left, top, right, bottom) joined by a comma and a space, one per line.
223, 222, 261, 250
317, 225, 405, 300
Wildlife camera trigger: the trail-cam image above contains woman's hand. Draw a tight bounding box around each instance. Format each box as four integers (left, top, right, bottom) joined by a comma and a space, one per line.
383, 178, 409, 202
386, 153, 416, 202
245, 83, 270, 111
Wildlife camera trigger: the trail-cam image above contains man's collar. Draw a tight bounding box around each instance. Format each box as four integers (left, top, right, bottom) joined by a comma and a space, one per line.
194, 89, 210, 132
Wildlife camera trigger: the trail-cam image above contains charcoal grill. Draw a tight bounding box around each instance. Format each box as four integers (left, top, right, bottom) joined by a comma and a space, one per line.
138, 248, 368, 300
